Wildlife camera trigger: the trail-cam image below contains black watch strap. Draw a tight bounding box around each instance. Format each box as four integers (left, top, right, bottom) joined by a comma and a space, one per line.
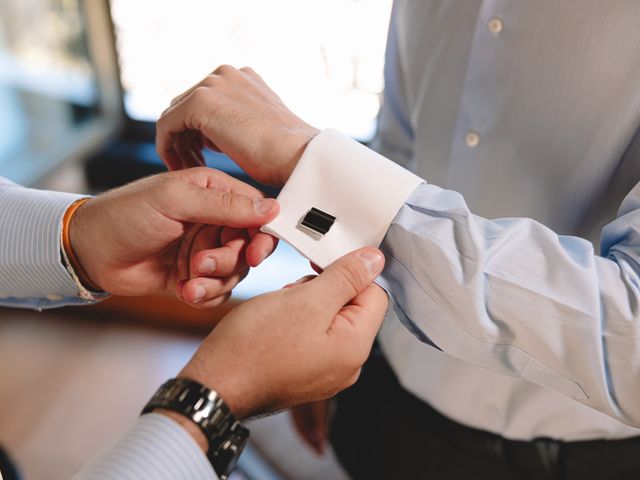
142, 378, 249, 479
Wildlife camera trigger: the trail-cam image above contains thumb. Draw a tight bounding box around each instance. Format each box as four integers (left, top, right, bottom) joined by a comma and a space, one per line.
167, 182, 279, 227
304, 247, 385, 312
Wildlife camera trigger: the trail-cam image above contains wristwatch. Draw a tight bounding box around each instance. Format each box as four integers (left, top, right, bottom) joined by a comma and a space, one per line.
142, 377, 250, 479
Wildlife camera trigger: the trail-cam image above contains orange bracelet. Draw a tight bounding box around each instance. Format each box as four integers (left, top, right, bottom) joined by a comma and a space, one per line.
62, 198, 102, 292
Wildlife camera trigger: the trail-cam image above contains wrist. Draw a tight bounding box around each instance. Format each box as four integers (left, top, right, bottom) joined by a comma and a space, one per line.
144, 377, 250, 478
278, 126, 320, 185
65, 198, 102, 291
179, 365, 252, 420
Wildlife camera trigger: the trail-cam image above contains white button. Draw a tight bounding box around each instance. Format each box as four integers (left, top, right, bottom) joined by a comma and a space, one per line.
46, 293, 63, 301
488, 17, 504, 35
465, 131, 480, 148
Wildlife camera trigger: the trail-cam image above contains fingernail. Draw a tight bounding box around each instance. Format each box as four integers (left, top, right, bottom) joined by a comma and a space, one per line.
254, 198, 276, 215
357, 249, 384, 275
198, 257, 216, 275
194, 285, 206, 303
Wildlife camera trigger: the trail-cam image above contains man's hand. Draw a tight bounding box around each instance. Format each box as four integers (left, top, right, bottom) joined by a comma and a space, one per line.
156, 65, 319, 186
69, 167, 279, 307
179, 247, 388, 418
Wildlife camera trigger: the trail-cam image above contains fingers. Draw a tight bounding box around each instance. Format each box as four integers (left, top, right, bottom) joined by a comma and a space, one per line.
174, 167, 264, 198
298, 247, 385, 313
159, 66, 241, 170
156, 84, 221, 169
179, 273, 246, 307
174, 130, 206, 170
190, 230, 248, 277
162, 178, 279, 227
330, 283, 388, 357
246, 230, 278, 267
179, 226, 249, 307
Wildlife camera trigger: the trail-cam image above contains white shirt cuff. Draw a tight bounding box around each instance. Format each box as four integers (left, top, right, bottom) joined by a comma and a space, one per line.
261, 129, 424, 268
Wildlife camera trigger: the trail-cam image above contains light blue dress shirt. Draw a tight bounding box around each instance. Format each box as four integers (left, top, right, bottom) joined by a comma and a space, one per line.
373, 0, 640, 440
0, 177, 216, 478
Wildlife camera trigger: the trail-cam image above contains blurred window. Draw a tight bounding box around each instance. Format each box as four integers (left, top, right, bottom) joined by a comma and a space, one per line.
110, 0, 393, 140
0, 0, 120, 185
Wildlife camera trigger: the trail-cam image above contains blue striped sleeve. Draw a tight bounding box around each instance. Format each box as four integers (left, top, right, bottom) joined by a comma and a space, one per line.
74, 413, 217, 480
0, 178, 99, 309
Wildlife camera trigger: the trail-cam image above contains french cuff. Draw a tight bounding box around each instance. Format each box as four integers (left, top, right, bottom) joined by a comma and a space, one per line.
0, 185, 103, 302
261, 129, 424, 268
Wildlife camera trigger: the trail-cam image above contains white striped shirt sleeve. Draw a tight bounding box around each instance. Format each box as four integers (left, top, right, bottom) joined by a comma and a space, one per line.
0, 177, 99, 309
74, 413, 217, 480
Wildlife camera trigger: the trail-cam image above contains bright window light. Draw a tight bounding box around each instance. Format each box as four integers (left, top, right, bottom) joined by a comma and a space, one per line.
110, 0, 393, 140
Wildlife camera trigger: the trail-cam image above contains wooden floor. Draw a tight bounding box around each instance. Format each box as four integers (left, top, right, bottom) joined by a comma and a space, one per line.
0, 308, 204, 479
0, 308, 349, 480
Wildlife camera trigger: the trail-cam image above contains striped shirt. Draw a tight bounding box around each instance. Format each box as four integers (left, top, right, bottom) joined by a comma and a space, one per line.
0, 177, 216, 479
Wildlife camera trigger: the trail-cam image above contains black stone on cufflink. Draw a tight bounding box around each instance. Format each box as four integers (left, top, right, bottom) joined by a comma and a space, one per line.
300, 207, 336, 235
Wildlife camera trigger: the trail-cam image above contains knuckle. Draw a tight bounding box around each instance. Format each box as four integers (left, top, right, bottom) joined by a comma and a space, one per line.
239, 66, 256, 75
191, 85, 212, 103
202, 74, 222, 88
158, 105, 172, 120
158, 176, 182, 199
337, 263, 366, 297
213, 64, 236, 76
217, 191, 235, 210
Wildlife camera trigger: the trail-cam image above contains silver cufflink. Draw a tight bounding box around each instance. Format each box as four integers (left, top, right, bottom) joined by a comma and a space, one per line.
300, 207, 336, 236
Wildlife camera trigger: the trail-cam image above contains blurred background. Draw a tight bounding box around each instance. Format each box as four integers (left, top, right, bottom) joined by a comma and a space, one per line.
0, 0, 392, 478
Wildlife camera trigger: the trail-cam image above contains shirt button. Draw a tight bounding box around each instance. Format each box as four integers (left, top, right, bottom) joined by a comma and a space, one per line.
465, 131, 480, 148
46, 293, 63, 301
488, 17, 504, 35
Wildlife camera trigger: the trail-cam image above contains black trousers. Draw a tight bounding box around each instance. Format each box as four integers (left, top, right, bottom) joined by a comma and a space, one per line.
330, 347, 640, 480
0, 446, 20, 480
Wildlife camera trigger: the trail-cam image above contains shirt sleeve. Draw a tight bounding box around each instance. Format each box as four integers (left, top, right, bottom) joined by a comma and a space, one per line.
0, 178, 105, 309
264, 129, 640, 428
74, 413, 217, 480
